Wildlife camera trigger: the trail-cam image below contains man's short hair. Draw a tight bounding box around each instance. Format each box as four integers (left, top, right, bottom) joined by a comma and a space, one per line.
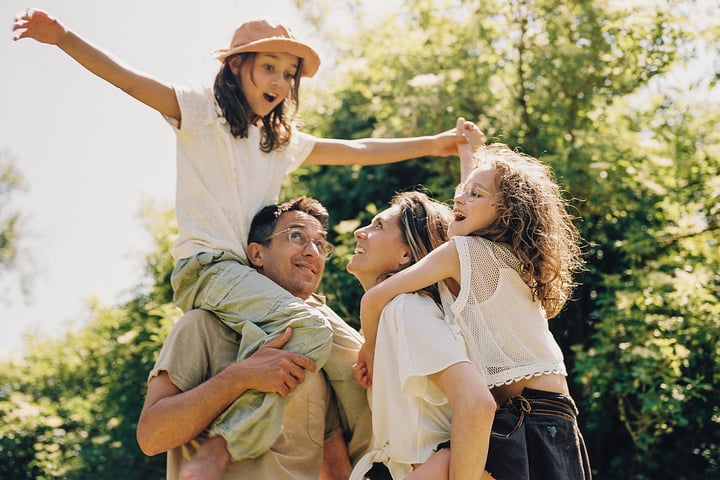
249, 196, 330, 245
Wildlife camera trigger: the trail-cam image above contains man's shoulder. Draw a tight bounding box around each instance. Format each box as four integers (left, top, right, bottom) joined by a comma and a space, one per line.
306, 292, 326, 306
306, 294, 363, 342
164, 309, 239, 357
172, 309, 225, 335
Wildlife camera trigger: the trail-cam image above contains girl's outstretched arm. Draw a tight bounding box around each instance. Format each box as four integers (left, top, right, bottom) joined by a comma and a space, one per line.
304, 126, 471, 166
359, 240, 460, 380
12, 9, 181, 121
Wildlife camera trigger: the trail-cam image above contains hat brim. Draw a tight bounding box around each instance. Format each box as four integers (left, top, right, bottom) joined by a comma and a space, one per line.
211, 37, 320, 78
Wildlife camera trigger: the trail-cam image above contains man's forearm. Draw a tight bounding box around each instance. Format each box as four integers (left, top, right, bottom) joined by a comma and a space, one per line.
137, 369, 249, 456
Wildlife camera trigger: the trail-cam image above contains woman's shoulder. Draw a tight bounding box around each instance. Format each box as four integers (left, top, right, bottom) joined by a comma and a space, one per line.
385, 292, 442, 314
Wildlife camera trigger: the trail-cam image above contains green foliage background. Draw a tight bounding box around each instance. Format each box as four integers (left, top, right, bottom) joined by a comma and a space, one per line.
1, 0, 718, 478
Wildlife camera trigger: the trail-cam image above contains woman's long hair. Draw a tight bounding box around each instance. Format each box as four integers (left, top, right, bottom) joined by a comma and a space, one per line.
385, 191, 453, 304
213, 53, 303, 153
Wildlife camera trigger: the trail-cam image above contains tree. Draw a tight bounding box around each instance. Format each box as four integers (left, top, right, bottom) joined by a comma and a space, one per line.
0, 149, 29, 301
0, 204, 178, 479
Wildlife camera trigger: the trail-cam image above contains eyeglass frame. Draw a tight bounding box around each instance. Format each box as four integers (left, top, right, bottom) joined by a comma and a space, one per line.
454, 182, 496, 203
260, 225, 335, 259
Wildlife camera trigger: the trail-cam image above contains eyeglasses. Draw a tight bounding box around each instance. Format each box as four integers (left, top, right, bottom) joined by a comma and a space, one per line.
262, 227, 335, 259
454, 182, 492, 203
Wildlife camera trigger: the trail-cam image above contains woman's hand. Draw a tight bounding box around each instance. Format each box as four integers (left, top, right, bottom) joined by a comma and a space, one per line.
13, 9, 67, 45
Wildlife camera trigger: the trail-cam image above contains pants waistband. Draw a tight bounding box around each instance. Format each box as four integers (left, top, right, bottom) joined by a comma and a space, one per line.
501, 387, 579, 418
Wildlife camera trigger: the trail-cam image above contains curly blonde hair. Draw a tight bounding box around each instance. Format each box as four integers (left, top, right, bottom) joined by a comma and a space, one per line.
470, 144, 584, 318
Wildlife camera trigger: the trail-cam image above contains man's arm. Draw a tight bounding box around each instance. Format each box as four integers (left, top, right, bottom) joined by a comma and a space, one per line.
136, 326, 315, 456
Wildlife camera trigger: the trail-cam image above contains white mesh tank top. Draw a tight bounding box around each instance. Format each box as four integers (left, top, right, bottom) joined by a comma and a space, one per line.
440, 235, 567, 388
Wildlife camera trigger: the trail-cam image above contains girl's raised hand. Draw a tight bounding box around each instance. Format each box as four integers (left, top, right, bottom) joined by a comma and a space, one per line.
457, 117, 486, 181
12, 9, 66, 45
354, 344, 374, 388
457, 117, 486, 151
352, 359, 371, 389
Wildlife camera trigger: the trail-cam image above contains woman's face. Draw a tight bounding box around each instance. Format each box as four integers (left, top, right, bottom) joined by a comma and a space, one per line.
347, 205, 412, 291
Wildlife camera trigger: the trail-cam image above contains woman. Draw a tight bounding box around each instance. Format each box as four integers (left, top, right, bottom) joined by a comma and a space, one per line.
359, 123, 591, 479
347, 191, 496, 480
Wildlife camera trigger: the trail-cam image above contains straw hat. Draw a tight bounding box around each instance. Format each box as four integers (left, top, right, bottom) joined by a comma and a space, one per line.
211, 18, 320, 78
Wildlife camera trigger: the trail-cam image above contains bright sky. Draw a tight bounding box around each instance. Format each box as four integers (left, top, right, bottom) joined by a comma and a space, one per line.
0, 0, 393, 358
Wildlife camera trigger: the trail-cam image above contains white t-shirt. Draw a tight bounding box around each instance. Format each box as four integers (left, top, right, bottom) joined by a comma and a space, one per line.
165, 86, 317, 263
351, 293, 471, 480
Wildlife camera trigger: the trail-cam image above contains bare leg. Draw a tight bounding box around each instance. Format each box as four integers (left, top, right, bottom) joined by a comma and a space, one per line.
180, 436, 230, 480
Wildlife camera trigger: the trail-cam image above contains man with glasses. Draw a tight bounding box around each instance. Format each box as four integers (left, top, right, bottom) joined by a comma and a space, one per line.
137, 196, 371, 480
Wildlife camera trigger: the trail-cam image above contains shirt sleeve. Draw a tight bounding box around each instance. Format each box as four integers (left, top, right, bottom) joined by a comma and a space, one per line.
323, 380, 344, 442
283, 129, 317, 175
149, 309, 240, 393
162, 84, 218, 132
381, 294, 471, 405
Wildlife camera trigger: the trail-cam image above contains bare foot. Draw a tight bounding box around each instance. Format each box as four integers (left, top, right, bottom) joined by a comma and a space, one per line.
180, 436, 230, 480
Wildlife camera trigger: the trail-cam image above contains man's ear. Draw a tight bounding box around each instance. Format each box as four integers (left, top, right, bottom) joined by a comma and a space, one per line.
247, 242, 264, 269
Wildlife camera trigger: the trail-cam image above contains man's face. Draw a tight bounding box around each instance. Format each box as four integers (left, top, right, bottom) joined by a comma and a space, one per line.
250, 211, 327, 299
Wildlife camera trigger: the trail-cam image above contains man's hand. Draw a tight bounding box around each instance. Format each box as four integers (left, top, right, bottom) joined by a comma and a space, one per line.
232, 327, 317, 397
12, 9, 67, 45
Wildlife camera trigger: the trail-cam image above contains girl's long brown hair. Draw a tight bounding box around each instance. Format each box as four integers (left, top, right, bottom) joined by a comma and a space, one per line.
469, 144, 584, 318
213, 53, 303, 153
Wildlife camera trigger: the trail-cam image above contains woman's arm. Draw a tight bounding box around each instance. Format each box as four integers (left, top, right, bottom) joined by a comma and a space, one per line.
428, 362, 496, 480
13, 9, 181, 121
359, 241, 460, 375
